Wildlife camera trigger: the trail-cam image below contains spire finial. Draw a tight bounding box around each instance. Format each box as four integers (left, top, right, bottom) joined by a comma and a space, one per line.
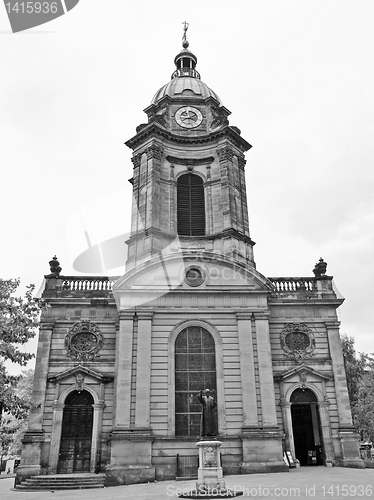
182, 21, 189, 49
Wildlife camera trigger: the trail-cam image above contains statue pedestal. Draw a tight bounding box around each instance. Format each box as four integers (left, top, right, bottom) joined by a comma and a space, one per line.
196, 440, 225, 491
179, 440, 242, 498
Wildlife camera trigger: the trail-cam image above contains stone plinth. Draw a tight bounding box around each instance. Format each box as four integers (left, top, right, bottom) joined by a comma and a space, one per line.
179, 440, 242, 499
196, 440, 225, 491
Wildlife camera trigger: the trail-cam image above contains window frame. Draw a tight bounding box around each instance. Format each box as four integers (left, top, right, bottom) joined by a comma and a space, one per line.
167, 319, 226, 437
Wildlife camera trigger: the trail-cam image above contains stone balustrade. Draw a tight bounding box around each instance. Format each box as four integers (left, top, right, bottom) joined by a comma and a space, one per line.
269, 277, 317, 293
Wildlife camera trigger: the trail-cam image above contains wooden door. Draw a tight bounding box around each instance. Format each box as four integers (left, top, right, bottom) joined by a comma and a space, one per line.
57, 390, 94, 473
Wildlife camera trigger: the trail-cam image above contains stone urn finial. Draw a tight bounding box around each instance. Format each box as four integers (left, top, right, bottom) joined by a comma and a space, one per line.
49, 255, 62, 276
313, 257, 327, 278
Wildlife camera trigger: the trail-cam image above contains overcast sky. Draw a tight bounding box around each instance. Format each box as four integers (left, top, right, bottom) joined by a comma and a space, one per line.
1, 0, 373, 373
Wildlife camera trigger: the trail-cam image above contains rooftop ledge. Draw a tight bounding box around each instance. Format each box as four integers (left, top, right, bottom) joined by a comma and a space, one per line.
40, 275, 340, 301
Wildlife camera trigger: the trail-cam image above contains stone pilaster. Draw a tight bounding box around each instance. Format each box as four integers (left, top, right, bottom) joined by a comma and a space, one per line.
107, 312, 155, 486
241, 313, 287, 474
326, 321, 364, 468
145, 143, 163, 235
114, 312, 134, 429
254, 312, 277, 426
236, 312, 257, 428
217, 145, 234, 230
318, 401, 335, 464
28, 322, 54, 430
48, 402, 64, 473
280, 399, 296, 459
15, 322, 54, 484
91, 402, 105, 472
134, 312, 153, 431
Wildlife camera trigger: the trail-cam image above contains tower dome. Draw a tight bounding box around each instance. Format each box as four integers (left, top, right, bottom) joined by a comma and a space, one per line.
150, 24, 222, 106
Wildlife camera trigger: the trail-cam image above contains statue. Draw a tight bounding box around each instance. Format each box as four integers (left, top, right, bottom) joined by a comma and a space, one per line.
313, 257, 327, 278
198, 389, 217, 437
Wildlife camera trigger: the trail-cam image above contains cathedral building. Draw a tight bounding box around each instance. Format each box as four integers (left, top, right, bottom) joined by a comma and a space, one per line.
16, 30, 363, 487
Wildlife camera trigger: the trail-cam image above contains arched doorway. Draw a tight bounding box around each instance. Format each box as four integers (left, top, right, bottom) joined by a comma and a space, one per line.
291, 388, 323, 466
57, 390, 94, 473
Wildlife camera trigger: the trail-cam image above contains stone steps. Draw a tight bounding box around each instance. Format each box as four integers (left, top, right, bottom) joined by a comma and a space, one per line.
15, 473, 105, 490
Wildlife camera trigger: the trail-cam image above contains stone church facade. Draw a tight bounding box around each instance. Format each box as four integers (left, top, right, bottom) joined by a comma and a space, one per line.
16, 33, 363, 486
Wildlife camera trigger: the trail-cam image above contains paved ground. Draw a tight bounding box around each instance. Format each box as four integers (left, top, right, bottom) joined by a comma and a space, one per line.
0, 467, 373, 500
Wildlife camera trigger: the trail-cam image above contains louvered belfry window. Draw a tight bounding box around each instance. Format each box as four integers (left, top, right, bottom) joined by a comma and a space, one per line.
177, 173, 205, 236
175, 326, 217, 437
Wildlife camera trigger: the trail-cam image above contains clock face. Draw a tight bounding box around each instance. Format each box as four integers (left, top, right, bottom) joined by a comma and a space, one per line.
175, 106, 203, 129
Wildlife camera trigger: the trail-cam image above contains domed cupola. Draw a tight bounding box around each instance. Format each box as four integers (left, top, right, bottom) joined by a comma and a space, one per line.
171, 34, 200, 80
142, 23, 231, 136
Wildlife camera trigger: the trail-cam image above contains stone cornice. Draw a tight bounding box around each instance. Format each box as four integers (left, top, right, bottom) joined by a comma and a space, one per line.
125, 122, 252, 152
166, 155, 214, 166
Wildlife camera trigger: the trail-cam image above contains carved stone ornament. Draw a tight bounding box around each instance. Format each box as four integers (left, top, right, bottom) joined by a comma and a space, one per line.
203, 446, 217, 467
184, 266, 205, 287
75, 372, 85, 392
280, 323, 315, 361
299, 370, 308, 389
65, 321, 103, 361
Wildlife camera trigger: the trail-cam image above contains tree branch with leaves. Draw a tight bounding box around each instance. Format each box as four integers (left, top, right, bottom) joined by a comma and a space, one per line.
0, 278, 39, 420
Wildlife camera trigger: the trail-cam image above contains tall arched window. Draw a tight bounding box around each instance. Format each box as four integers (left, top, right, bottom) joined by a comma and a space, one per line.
177, 173, 205, 236
175, 326, 216, 436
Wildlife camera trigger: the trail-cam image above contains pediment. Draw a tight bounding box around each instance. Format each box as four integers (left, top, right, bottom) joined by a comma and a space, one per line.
48, 365, 113, 383
113, 251, 273, 292
274, 363, 332, 382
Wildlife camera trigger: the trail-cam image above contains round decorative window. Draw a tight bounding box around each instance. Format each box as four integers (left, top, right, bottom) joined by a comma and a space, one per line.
185, 266, 204, 287
65, 321, 103, 361
71, 332, 97, 352
284, 332, 310, 351
280, 323, 315, 360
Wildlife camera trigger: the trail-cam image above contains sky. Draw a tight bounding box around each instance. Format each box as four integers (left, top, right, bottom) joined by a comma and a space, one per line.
1, 0, 373, 373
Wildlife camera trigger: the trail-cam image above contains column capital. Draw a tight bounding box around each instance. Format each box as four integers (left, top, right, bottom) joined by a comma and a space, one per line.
52, 402, 64, 411
39, 321, 55, 330
236, 312, 253, 320
93, 403, 106, 410
146, 143, 163, 161
319, 401, 330, 408
237, 156, 246, 170
118, 311, 136, 320
131, 154, 141, 169
217, 145, 234, 162
136, 311, 154, 321
252, 311, 270, 320
325, 321, 341, 330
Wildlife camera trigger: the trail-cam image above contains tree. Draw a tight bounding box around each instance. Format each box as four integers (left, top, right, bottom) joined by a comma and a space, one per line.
0, 279, 39, 420
354, 365, 374, 443
341, 334, 374, 443
0, 370, 34, 461
340, 334, 367, 406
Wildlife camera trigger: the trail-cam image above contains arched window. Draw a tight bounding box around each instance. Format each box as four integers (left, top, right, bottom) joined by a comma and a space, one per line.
175, 326, 216, 436
177, 173, 205, 236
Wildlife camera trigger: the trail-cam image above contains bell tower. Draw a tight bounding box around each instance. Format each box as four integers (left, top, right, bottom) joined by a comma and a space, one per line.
125, 24, 256, 270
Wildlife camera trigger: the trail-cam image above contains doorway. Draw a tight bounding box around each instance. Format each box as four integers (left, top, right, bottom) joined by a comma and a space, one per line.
291, 388, 323, 466
57, 390, 94, 473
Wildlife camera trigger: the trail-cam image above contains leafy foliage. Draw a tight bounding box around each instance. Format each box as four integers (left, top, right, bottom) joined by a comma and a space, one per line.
341, 334, 368, 405
0, 278, 39, 366
0, 278, 39, 420
0, 370, 34, 460
341, 334, 374, 443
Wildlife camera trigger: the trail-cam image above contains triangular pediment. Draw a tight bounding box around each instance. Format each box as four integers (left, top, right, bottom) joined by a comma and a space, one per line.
48, 365, 113, 383
274, 363, 332, 382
